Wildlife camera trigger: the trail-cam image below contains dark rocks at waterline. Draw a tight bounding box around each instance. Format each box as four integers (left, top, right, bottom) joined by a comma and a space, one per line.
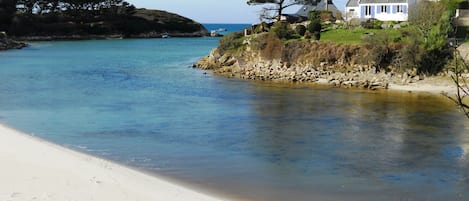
0, 32, 27, 51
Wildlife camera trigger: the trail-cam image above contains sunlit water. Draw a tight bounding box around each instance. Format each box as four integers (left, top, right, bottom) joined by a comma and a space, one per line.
1, 31, 468, 201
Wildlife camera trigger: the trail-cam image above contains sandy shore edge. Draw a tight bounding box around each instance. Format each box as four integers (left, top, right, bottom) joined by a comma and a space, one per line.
387, 77, 458, 95
0, 124, 227, 201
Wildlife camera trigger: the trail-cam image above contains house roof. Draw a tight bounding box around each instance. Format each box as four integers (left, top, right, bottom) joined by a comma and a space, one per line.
346, 0, 359, 7
359, 0, 407, 4
295, 0, 341, 17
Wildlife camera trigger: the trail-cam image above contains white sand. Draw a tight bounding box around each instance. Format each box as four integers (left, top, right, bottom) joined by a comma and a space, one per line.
388, 77, 458, 95
0, 125, 227, 201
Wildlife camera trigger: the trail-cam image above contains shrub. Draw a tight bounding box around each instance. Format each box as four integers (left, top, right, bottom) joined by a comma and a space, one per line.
217, 31, 244, 54
361, 18, 383, 29
308, 11, 321, 21
295, 25, 307, 36
270, 21, 296, 39
261, 33, 284, 59
308, 19, 322, 33
313, 32, 321, 40
254, 22, 270, 33
363, 32, 394, 69
319, 11, 335, 22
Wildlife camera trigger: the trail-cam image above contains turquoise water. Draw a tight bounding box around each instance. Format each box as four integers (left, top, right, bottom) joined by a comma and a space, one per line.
1, 32, 469, 200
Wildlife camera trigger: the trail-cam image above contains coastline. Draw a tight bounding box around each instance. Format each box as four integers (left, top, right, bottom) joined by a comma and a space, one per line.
195, 47, 461, 95
11, 32, 209, 42
0, 124, 227, 201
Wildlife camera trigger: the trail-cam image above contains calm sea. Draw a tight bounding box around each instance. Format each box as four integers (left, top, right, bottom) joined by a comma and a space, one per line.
0, 24, 468, 201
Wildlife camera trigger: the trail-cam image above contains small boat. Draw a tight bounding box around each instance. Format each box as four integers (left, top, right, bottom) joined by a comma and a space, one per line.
217, 28, 227, 32
162, 33, 169, 38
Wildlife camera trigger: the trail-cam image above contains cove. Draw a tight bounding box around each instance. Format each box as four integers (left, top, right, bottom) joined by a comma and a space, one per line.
0, 37, 468, 201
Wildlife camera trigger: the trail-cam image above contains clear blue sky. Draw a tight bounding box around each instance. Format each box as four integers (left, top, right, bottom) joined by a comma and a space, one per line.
126, 0, 347, 24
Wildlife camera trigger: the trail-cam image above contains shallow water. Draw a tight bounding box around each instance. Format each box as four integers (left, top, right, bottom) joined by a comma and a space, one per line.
0, 36, 468, 201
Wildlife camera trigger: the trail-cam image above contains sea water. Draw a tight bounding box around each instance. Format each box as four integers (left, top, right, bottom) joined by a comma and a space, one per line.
0, 25, 468, 201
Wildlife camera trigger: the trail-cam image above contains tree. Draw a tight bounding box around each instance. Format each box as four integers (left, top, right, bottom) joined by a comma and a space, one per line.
0, 0, 17, 30
247, 0, 315, 21
445, 50, 469, 118
409, 0, 457, 74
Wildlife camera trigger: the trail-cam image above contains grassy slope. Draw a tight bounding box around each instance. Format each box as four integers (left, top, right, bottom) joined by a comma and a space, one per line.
321, 28, 403, 45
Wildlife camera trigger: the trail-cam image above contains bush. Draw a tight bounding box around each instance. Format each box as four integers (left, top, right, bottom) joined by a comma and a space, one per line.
270, 21, 296, 39
261, 33, 284, 59
308, 11, 321, 21
218, 31, 244, 54
363, 32, 394, 69
254, 22, 270, 33
313, 32, 321, 40
295, 25, 307, 36
308, 19, 322, 33
319, 11, 335, 22
361, 18, 383, 29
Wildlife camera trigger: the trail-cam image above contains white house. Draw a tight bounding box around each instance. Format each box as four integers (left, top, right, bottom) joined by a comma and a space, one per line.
345, 0, 410, 21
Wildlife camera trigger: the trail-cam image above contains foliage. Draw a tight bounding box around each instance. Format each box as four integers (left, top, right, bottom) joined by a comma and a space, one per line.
295, 25, 306, 36
312, 31, 320, 40
270, 21, 298, 39
4, 0, 204, 37
361, 18, 383, 29
407, 0, 457, 74
307, 19, 321, 40
262, 33, 285, 59
308, 19, 321, 33
254, 22, 270, 33
363, 32, 395, 69
247, 0, 316, 21
217, 31, 245, 54
308, 10, 334, 21
393, 28, 424, 72
308, 10, 320, 21
409, 1, 446, 40
0, 0, 17, 30
444, 51, 469, 118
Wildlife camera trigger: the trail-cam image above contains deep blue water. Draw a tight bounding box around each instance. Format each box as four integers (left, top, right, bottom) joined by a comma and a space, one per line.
0, 27, 469, 201
203, 23, 250, 35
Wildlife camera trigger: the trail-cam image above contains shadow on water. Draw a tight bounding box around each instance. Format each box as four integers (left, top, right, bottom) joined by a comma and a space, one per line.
231, 84, 469, 201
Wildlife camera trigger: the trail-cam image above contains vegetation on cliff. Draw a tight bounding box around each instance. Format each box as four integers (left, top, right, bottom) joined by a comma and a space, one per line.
0, 0, 208, 39
213, 0, 460, 76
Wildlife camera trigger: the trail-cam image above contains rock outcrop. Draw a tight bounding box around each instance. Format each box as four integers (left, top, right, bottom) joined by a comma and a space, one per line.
195, 40, 421, 90
0, 32, 26, 51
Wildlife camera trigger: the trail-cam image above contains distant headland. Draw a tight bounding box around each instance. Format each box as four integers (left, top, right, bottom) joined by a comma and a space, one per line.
0, 0, 209, 50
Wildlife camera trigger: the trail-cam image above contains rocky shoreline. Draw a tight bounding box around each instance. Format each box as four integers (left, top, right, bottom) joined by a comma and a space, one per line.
195, 49, 429, 91
0, 32, 27, 51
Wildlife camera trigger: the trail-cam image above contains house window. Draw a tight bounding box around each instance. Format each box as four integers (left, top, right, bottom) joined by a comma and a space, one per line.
365, 6, 372, 16
397, 5, 403, 13
380, 5, 387, 13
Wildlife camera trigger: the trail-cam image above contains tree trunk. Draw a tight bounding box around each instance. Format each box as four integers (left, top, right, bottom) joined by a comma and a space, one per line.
277, 0, 284, 21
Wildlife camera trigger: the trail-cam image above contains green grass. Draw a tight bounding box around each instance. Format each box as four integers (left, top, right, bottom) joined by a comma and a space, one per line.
320, 28, 403, 45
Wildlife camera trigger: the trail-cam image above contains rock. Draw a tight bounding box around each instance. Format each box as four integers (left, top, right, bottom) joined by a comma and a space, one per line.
0, 33, 27, 51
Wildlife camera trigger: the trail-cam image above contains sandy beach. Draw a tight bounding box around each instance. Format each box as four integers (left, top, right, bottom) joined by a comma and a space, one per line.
388, 76, 459, 95
0, 124, 227, 201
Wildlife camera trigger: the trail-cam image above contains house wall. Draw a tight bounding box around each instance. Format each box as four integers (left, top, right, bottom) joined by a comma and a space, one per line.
355, 3, 408, 21
346, 6, 360, 20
